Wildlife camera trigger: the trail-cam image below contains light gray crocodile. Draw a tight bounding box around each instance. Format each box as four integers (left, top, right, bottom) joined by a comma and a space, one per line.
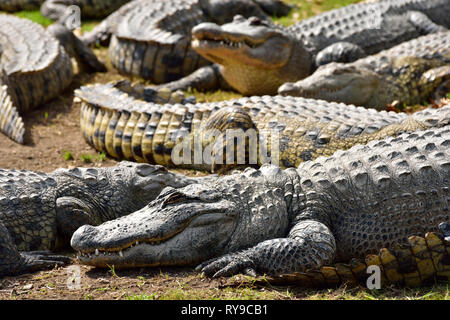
71, 126, 450, 287
278, 31, 450, 110
76, 80, 450, 171
0, 14, 105, 144
157, 0, 450, 96
0, 161, 204, 277
80, 0, 293, 84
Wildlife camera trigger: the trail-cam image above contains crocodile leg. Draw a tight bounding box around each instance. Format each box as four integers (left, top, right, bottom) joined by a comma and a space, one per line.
263, 226, 450, 288
314, 42, 367, 67
153, 65, 234, 93
197, 219, 336, 277
47, 23, 107, 73
407, 11, 448, 34
55, 197, 100, 246
0, 221, 71, 277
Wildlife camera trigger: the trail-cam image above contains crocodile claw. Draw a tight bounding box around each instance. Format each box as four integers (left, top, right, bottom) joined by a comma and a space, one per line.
19, 251, 73, 273
196, 251, 255, 278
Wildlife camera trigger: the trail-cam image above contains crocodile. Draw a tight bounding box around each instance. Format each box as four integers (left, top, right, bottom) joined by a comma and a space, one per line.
71, 126, 450, 287
0, 161, 206, 277
0, 0, 45, 12
0, 14, 106, 144
75, 80, 450, 171
156, 0, 450, 96
40, 0, 132, 21
278, 31, 450, 110
80, 0, 293, 84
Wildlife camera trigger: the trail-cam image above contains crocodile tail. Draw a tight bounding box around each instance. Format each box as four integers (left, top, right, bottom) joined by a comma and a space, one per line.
0, 84, 25, 144
262, 232, 450, 288
412, 105, 450, 128
200, 106, 259, 173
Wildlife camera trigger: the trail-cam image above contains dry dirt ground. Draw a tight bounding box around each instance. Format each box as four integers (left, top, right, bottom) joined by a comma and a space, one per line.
0, 50, 448, 300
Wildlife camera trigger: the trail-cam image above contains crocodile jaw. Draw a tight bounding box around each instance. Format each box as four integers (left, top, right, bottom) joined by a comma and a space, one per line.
71, 186, 237, 268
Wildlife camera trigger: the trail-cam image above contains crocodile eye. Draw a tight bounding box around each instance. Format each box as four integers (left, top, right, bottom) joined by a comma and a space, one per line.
136, 164, 166, 176
233, 15, 245, 22
160, 190, 201, 208
248, 16, 262, 26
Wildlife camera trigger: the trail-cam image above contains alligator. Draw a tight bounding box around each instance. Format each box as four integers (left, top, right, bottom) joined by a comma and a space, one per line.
0, 0, 45, 12
0, 0, 132, 20
0, 161, 207, 277
156, 0, 450, 96
75, 80, 450, 171
278, 31, 450, 110
40, 0, 132, 21
71, 126, 450, 287
0, 14, 106, 144
80, 0, 293, 84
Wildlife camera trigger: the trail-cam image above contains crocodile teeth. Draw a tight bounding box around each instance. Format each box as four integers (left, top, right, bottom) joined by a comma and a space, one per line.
95, 249, 99, 256
119, 250, 123, 258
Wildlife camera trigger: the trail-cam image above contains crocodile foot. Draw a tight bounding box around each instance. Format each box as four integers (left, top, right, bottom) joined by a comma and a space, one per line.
13, 251, 73, 276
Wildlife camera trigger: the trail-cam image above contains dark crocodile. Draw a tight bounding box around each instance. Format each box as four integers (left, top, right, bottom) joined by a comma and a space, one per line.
80, 0, 293, 84
157, 0, 450, 96
278, 31, 450, 110
71, 126, 450, 287
75, 81, 450, 171
0, 14, 105, 144
0, 161, 204, 277
40, 0, 132, 21
0, 0, 45, 11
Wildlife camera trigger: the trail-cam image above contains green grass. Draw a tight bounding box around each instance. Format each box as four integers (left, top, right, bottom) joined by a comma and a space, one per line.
274, 0, 362, 26
13, 10, 53, 26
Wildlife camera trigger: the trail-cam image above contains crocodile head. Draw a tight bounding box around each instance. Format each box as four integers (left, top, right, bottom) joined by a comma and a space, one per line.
113, 161, 199, 210
191, 15, 311, 95
55, 161, 199, 221
71, 166, 292, 268
278, 63, 383, 107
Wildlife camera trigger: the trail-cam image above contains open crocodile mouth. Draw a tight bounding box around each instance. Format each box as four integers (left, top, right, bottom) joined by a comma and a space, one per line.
191, 36, 262, 54
192, 34, 262, 49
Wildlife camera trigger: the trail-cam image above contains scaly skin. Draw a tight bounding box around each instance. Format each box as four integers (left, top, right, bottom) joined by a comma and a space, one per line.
81, 0, 293, 84
279, 31, 450, 110
71, 127, 450, 287
0, 161, 202, 277
75, 81, 450, 171
0, 14, 105, 144
243, 224, 450, 288
159, 0, 450, 95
